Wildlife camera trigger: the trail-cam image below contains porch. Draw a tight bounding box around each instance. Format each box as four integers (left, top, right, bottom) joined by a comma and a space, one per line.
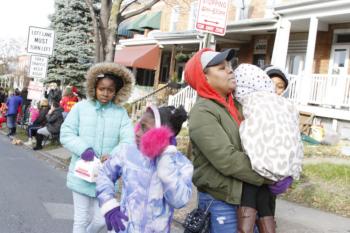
167, 73, 350, 127
288, 74, 350, 123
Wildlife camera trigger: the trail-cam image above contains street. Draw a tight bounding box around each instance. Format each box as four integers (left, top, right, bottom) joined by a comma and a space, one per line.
0, 134, 184, 233
0, 134, 73, 233
1, 132, 349, 233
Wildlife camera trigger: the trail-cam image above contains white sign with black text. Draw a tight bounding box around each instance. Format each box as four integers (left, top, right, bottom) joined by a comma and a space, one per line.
27, 26, 55, 56
29, 55, 48, 79
196, 0, 229, 36
27, 81, 45, 101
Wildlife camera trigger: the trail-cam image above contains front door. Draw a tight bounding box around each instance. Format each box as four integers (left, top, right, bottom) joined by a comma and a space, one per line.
287, 54, 305, 75
328, 46, 350, 107
329, 46, 349, 75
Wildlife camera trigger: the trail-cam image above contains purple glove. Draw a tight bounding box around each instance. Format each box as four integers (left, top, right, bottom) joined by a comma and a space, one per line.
105, 207, 128, 232
81, 148, 95, 161
170, 136, 177, 146
269, 176, 293, 195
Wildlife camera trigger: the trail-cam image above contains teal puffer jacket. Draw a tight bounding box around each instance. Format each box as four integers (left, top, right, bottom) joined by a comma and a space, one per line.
60, 100, 134, 197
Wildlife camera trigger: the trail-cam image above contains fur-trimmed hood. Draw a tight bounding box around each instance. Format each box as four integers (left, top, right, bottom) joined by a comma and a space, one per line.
85, 62, 134, 105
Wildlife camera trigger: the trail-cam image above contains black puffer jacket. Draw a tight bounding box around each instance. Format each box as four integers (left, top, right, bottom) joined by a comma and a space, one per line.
46, 107, 64, 135
33, 107, 49, 127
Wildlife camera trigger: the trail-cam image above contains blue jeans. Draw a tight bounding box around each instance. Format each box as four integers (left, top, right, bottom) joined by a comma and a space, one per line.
6, 114, 16, 128
198, 192, 259, 233
72, 191, 105, 233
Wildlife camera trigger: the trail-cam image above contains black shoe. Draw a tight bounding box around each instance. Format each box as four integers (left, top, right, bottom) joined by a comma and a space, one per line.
33, 145, 43, 150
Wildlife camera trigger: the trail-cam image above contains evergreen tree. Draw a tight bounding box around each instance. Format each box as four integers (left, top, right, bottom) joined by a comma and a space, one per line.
47, 0, 94, 91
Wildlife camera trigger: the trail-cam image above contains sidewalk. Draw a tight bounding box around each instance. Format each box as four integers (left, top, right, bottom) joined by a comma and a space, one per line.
29, 145, 350, 232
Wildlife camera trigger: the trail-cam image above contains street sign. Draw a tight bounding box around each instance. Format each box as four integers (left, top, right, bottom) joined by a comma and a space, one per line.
27, 81, 44, 101
29, 55, 48, 79
196, 0, 230, 36
27, 26, 55, 56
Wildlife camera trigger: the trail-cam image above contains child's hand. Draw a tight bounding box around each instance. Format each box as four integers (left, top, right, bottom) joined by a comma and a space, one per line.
100, 155, 109, 163
268, 176, 293, 195
81, 148, 95, 161
104, 207, 128, 232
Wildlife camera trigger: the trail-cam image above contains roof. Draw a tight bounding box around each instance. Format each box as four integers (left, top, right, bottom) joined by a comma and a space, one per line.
114, 44, 160, 70
139, 11, 161, 29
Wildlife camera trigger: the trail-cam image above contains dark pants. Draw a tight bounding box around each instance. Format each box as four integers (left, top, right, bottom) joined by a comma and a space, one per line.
241, 183, 276, 217
27, 125, 41, 138
21, 104, 30, 125
6, 114, 17, 136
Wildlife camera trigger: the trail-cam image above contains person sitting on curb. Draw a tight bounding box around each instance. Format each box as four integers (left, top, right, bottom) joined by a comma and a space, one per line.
33, 101, 63, 150
24, 99, 49, 146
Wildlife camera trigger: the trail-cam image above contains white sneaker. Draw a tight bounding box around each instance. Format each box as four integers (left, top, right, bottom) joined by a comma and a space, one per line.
24, 138, 33, 146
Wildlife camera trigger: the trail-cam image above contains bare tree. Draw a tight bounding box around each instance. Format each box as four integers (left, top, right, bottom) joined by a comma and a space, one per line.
85, 0, 161, 62
0, 38, 22, 74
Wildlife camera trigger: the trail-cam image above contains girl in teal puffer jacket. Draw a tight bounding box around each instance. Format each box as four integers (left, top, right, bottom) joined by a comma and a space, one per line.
60, 62, 135, 233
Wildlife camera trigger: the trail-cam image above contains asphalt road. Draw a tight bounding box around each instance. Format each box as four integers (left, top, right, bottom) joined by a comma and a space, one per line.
0, 134, 184, 233
0, 134, 73, 233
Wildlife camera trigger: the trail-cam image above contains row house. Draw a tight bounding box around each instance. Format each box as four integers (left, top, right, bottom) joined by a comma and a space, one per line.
115, 0, 350, 137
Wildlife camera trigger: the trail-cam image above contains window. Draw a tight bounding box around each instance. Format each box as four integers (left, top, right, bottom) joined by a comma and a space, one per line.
336, 34, 350, 43
136, 69, 155, 86
160, 52, 170, 83
188, 2, 198, 30
170, 6, 180, 32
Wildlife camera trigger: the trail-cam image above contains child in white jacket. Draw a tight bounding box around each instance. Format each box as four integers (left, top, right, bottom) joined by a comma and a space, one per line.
96, 105, 193, 233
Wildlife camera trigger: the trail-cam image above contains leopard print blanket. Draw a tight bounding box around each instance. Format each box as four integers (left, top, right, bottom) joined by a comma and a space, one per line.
239, 92, 304, 181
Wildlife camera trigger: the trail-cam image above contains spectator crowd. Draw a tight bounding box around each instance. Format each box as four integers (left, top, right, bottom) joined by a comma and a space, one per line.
0, 83, 79, 150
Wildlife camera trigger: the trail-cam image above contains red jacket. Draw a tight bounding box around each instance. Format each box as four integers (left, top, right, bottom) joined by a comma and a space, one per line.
60, 96, 78, 112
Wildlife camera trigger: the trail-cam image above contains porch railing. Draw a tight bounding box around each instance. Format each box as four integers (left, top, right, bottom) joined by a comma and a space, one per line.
128, 83, 179, 121
288, 74, 350, 108
168, 85, 197, 112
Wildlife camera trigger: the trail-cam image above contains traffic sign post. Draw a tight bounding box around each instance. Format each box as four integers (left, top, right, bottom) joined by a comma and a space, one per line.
26, 26, 55, 84
29, 55, 48, 80
27, 26, 55, 56
196, 0, 230, 36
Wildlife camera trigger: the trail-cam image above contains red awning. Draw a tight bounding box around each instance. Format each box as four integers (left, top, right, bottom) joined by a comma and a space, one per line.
114, 44, 160, 70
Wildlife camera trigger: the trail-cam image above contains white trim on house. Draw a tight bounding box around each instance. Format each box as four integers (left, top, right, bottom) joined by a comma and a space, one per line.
226, 18, 278, 33
274, 0, 350, 21
118, 31, 204, 47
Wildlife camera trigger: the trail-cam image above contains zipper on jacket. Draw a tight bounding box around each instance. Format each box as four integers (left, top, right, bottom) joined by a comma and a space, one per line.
141, 159, 155, 232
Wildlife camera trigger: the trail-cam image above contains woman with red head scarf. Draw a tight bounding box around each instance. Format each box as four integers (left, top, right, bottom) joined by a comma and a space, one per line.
185, 48, 272, 233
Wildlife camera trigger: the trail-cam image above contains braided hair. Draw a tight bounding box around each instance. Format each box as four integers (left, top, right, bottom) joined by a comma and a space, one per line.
158, 105, 187, 136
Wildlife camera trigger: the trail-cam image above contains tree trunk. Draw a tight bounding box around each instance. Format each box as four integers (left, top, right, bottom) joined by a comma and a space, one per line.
84, 0, 101, 62
105, 0, 122, 62
100, 0, 112, 60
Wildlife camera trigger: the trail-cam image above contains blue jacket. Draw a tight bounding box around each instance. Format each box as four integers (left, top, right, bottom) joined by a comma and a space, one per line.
60, 100, 134, 197
96, 144, 193, 233
6, 95, 22, 116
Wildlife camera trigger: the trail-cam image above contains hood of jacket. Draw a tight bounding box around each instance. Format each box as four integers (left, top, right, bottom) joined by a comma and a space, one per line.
86, 62, 134, 105
184, 48, 241, 125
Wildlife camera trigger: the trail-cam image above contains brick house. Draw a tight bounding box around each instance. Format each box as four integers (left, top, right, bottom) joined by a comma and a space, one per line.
116, 0, 350, 136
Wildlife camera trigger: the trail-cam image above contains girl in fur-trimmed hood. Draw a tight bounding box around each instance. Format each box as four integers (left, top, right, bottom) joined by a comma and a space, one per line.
60, 62, 135, 233
85, 62, 134, 105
